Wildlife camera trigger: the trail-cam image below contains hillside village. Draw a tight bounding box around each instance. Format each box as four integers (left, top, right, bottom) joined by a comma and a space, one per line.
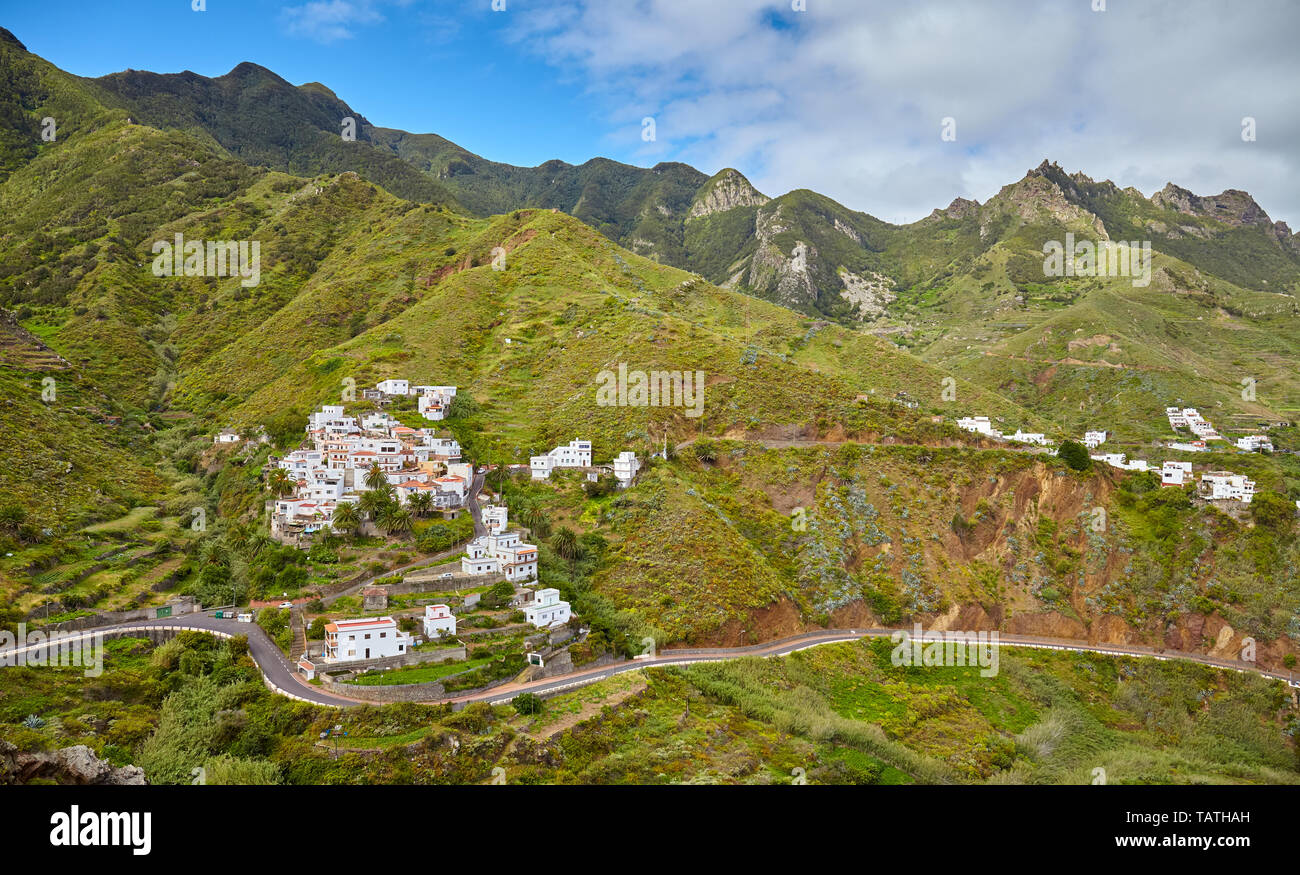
232, 378, 640, 685
954, 404, 1283, 506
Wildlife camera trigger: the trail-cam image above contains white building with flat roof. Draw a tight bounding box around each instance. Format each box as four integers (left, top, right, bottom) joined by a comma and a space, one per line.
524, 588, 571, 628
482, 504, 508, 535
612, 451, 640, 487
375, 379, 411, 396
1161, 461, 1193, 486
1236, 435, 1274, 453
1198, 471, 1255, 503
423, 604, 456, 639
461, 531, 538, 581
1083, 430, 1108, 449
955, 416, 1000, 438
531, 439, 593, 479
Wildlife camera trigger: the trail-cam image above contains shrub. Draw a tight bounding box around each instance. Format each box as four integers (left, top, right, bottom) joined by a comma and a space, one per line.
1057, 440, 1091, 472
512, 693, 543, 715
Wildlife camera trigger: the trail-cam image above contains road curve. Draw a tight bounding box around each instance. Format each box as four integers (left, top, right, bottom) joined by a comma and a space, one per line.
5, 618, 1296, 712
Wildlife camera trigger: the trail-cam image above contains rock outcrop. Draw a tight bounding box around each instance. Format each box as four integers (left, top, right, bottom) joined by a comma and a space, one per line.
0, 741, 147, 785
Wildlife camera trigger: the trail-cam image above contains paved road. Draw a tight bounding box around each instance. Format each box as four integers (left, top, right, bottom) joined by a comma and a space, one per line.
8, 619, 1296, 712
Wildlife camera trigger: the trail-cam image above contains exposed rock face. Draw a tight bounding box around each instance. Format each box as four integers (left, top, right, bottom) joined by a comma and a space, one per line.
0, 741, 147, 785
688, 168, 770, 219
745, 206, 819, 308
989, 164, 1109, 236
1151, 183, 1277, 233
837, 268, 896, 317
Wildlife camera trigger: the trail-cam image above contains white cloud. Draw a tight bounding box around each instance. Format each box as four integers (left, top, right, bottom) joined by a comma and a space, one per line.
507, 0, 1300, 225
280, 0, 384, 44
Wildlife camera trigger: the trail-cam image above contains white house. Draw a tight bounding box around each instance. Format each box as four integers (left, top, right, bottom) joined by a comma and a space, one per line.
524, 588, 571, 628
423, 604, 457, 639
1236, 435, 1274, 453
322, 617, 410, 662
1008, 430, 1050, 446
955, 416, 1000, 438
461, 531, 538, 581
1083, 430, 1108, 449
1166, 407, 1190, 429
1198, 471, 1255, 504
375, 379, 411, 396
1161, 461, 1193, 486
214, 428, 241, 444
530, 439, 594, 479
612, 451, 641, 488
482, 504, 508, 535
1168, 441, 1208, 453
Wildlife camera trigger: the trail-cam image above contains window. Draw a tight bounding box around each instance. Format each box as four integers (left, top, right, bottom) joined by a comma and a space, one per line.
364, 633, 371, 640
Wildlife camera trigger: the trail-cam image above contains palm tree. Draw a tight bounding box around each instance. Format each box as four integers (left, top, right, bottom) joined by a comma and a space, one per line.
267, 467, 294, 498
358, 489, 390, 520
379, 505, 414, 539
364, 462, 388, 491
408, 491, 434, 518
331, 501, 361, 538
550, 526, 582, 580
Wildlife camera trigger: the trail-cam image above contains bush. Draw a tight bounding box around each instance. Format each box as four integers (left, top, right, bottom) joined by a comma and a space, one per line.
1057, 440, 1091, 472
512, 693, 542, 715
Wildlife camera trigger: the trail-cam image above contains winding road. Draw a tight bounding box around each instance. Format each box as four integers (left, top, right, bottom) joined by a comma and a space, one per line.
5, 615, 1295, 711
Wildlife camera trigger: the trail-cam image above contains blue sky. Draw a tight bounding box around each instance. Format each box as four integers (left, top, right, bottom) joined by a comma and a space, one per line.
4, 0, 1299, 225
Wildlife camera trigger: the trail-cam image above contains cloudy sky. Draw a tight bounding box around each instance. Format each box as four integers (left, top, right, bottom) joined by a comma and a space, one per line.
9, 0, 1299, 225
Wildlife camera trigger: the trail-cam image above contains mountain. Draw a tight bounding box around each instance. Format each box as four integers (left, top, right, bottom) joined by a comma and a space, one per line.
1, 30, 1297, 668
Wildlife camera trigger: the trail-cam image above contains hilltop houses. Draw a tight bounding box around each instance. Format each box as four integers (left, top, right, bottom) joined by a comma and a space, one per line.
1008, 429, 1050, 446
1167, 407, 1223, 441
1091, 452, 1149, 472
269, 399, 468, 540
1161, 461, 1194, 486
612, 451, 641, 487
956, 416, 1000, 438
1236, 435, 1274, 453
524, 588, 572, 628
954, 416, 1052, 447
1083, 430, 1108, 449
482, 504, 508, 535
530, 439, 593, 479
322, 617, 410, 662
462, 530, 538, 582
423, 604, 457, 639
1198, 471, 1255, 503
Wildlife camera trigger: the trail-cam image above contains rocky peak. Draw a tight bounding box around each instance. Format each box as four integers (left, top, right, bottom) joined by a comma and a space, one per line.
688, 168, 770, 219
1151, 183, 1275, 232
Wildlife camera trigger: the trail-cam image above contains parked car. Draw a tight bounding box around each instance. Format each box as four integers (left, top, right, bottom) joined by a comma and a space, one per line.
440, 572, 454, 579
279, 601, 294, 609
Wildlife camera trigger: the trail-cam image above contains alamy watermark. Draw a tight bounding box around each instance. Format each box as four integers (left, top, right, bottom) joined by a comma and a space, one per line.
151, 233, 261, 287
890, 624, 999, 677
596, 364, 705, 418
1042, 233, 1151, 288
0, 624, 104, 677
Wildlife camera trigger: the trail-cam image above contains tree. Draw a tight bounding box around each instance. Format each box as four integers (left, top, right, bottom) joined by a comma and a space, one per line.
379, 505, 414, 538
408, 491, 434, 518
1250, 490, 1296, 535
1057, 440, 1091, 472
331, 501, 361, 538
267, 467, 294, 498
364, 462, 388, 491
358, 488, 390, 519
692, 439, 717, 464
550, 526, 583, 580
512, 693, 542, 715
